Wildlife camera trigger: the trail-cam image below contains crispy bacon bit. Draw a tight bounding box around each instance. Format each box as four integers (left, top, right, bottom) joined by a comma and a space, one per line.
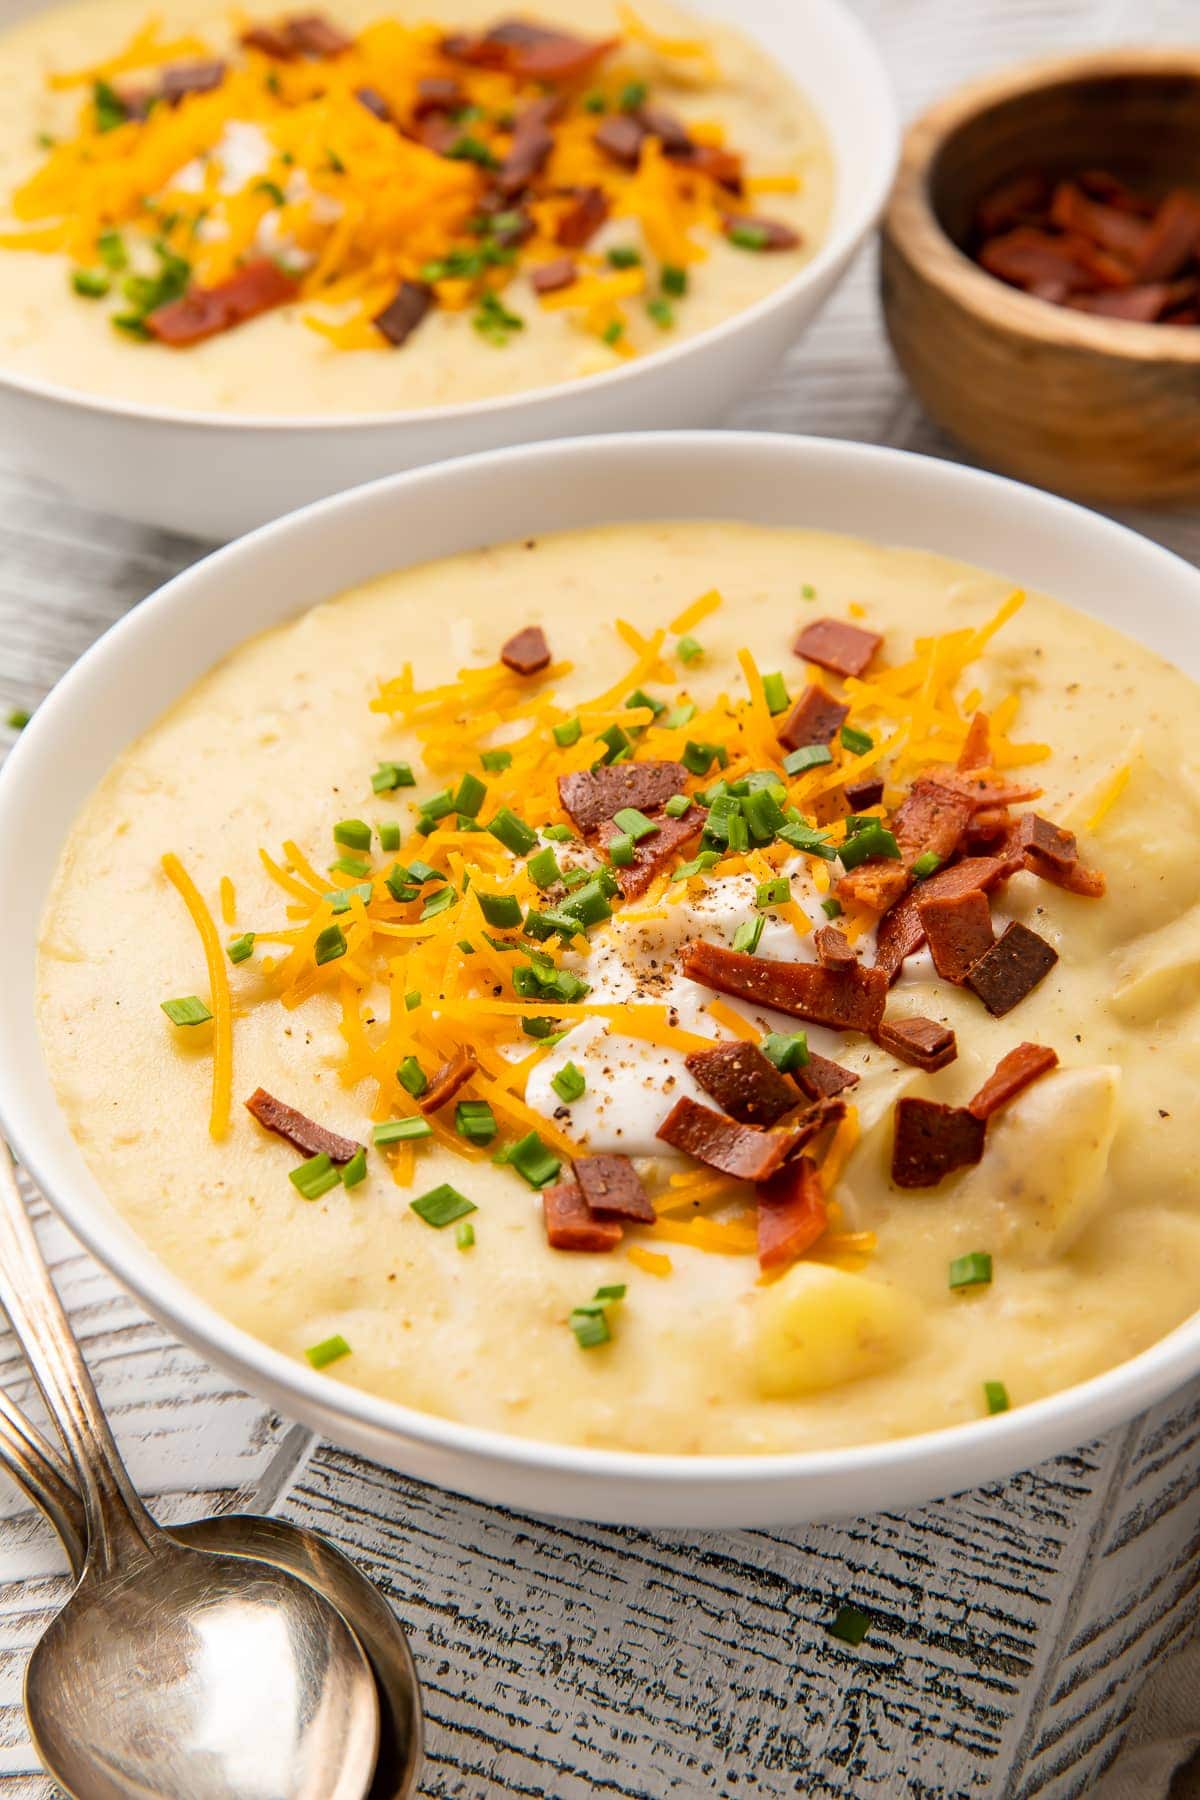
968, 1042, 1059, 1120
892, 1097, 986, 1189
413, 76, 464, 117
795, 1052, 860, 1101
681, 940, 887, 1034
418, 1048, 478, 1114
684, 1040, 802, 1126
558, 760, 687, 834
813, 924, 856, 972
836, 860, 911, 915
957, 710, 990, 771
874, 855, 1008, 981
918, 887, 995, 984
555, 185, 609, 248
844, 777, 884, 812
723, 213, 800, 251
793, 616, 882, 679
574, 1155, 654, 1223
756, 1156, 827, 1270
593, 113, 646, 167
355, 84, 393, 122
615, 807, 703, 899
530, 256, 577, 294
965, 921, 1058, 1017
243, 13, 350, 57
875, 1016, 957, 1072
146, 260, 298, 346
444, 19, 614, 82
656, 1096, 800, 1182
373, 280, 433, 347
245, 1087, 362, 1164
497, 97, 558, 195
499, 624, 551, 674
892, 775, 977, 868
776, 683, 848, 752
543, 1180, 623, 1252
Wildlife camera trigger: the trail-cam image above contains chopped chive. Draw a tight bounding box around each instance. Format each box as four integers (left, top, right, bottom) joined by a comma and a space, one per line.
97, 228, 127, 270
448, 133, 499, 169
949, 1251, 993, 1291
612, 806, 658, 842
329, 854, 371, 879
839, 822, 901, 870
912, 851, 942, 880
507, 1130, 561, 1189
553, 716, 582, 747
454, 771, 487, 816
542, 824, 574, 842
820, 897, 844, 919
618, 78, 647, 109
457, 938, 474, 954
762, 1030, 809, 1072
481, 748, 513, 772
783, 743, 834, 776
664, 793, 690, 818
662, 263, 688, 296
608, 832, 635, 866
72, 268, 110, 298
290, 1153, 340, 1200
984, 1380, 1010, 1415
456, 1219, 476, 1250
756, 876, 790, 909
829, 1604, 870, 1646
405, 990, 422, 1011
596, 723, 633, 764
762, 672, 790, 716
551, 1061, 586, 1103
371, 761, 415, 792
411, 1182, 476, 1227
6, 707, 31, 730
602, 320, 624, 346
607, 244, 642, 269
375, 1116, 433, 1145
333, 818, 372, 851
802, 583, 817, 600
226, 932, 255, 965
456, 1099, 497, 1144
662, 701, 697, 729
341, 1147, 367, 1188
676, 634, 703, 664
730, 223, 770, 251
93, 78, 126, 132
840, 724, 874, 755
397, 1055, 428, 1097
732, 915, 765, 955
478, 892, 523, 928
306, 1333, 351, 1370
420, 885, 457, 921
254, 177, 287, 206
160, 995, 212, 1027
625, 686, 665, 717
313, 924, 348, 965
378, 821, 401, 853
582, 88, 606, 112
527, 845, 562, 889
646, 296, 674, 329
488, 807, 538, 855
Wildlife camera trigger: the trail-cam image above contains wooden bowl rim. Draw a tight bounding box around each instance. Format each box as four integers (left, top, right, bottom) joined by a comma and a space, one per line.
883, 46, 1200, 367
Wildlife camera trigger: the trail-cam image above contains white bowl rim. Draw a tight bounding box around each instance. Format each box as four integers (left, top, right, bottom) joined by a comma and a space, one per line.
0, 0, 898, 434
2, 428, 1200, 1501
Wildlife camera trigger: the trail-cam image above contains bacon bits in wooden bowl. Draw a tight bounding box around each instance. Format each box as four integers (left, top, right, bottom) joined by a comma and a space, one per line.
880, 50, 1200, 506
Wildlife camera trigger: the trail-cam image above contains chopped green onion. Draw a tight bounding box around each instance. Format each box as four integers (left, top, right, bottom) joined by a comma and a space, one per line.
160, 996, 212, 1027
551, 1061, 586, 1103
762, 1031, 809, 1072
676, 635, 703, 664
481, 748, 513, 772
783, 743, 834, 776
608, 832, 635, 866
254, 177, 287, 206
682, 739, 727, 776
456, 938, 474, 954
397, 1056, 428, 1097
385, 866, 419, 904
756, 876, 789, 909
802, 583, 817, 600
820, 897, 844, 919
676, 849, 720, 879
543, 824, 574, 842
333, 818, 372, 851
730, 223, 770, 251
329, 854, 371, 879
840, 725, 874, 755
625, 686, 665, 717
290, 1153, 340, 1200
664, 794, 690, 818
527, 845, 562, 889
662, 264, 688, 296
520, 1015, 558, 1039
553, 716, 582, 747
405, 990, 421, 1011
93, 78, 126, 132
5, 707, 31, 730
602, 320, 624, 346
912, 851, 942, 880
371, 761, 415, 792
473, 288, 524, 342
226, 932, 255, 965
949, 1251, 993, 1291
513, 961, 589, 1003
488, 808, 538, 855
72, 269, 110, 298
570, 1309, 610, 1348
313, 924, 348, 965
477, 892, 523, 929
762, 672, 790, 716
559, 877, 612, 928
662, 701, 696, 729
612, 806, 658, 842
407, 860, 442, 883
618, 79, 647, 110
829, 1604, 870, 1646
607, 244, 642, 269
596, 723, 633, 764
742, 787, 787, 842
416, 787, 455, 830
456, 1100, 497, 1144
582, 88, 606, 113
646, 296, 674, 329
325, 882, 373, 915
420, 886, 457, 921
456, 1220, 476, 1250
375, 1116, 432, 1144
984, 1380, 1010, 1415
306, 1333, 351, 1370
411, 1182, 476, 1227
732, 915, 764, 955
97, 228, 127, 270
449, 133, 500, 169
507, 1131, 561, 1189
454, 771, 487, 816
378, 821, 401, 853
839, 822, 901, 870
341, 1148, 367, 1188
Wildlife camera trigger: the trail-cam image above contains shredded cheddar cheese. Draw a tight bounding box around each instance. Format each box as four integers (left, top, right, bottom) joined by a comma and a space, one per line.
161, 850, 233, 1140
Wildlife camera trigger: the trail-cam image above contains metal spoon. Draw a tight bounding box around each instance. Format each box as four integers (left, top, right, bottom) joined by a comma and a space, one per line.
0, 1386, 423, 1800
0, 1142, 379, 1800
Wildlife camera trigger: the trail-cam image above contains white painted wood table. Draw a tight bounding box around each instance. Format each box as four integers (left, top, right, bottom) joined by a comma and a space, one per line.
3, 0, 1200, 1793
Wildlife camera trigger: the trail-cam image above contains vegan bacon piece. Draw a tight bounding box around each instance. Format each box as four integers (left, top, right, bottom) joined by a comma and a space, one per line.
245, 1087, 363, 1164
681, 940, 888, 1034
836, 860, 911, 915
593, 113, 647, 168
500, 624, 551, 674
574, 1154, 655, 1223
891, 1097, 986, 1189
722, 213, 801, 251
968, 1042, 1059, 1120
875, 1016, 957, 1073
964, 921, 1058, 1017
793, 616, 882, 679
356, 84, 393, 122
957, 709, 990, 772
874, 854, 1008, 981
155, 59, 227, 103
843, 776, 884, 811
413, 75, 465, 117
636, 102, 693, 155
243, 13, 351, 57
917, 886, 995, 984
684, 1040, 802, 1126
558, 759, 688, 834
530, 256, 577, 294
656, 1096, 801, 1182
1016, 812, 1107, 897
776, 683, 848, 752
756, 1156, 827, 1270
795, 1051, 860, 1102
615, 807, 703, 899
418, 1048, 478, 1114
543, 1180, 623, 1252
892, 775, 977, 868
497, 96, 558, 195
813, 924, 856, 972
555, 185, 609, 248
444, 20, 614, 83
674, 143, 744, 193
373, 280, 433, 348
146, 260, 299, 346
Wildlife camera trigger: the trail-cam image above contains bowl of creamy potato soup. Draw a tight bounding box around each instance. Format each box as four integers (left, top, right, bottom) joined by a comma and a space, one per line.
0, 0, 895, 537
4, 432, 1199, 1528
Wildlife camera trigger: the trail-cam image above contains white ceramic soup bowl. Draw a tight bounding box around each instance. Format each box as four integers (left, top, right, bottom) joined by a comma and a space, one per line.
3, 431, 1199, 1529
0, 0, 897, 541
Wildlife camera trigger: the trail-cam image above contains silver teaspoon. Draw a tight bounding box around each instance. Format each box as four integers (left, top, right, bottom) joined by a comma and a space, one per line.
0, 1385, 423, 1800
0, 1142, 379, 1800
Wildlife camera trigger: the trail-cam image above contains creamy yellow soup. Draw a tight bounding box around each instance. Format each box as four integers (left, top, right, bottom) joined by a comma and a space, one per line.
36, 522, 1200, 1455
0, 0, 829, 414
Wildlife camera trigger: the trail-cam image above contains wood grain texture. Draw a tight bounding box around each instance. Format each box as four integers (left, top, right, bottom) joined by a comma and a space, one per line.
2, 2, 1200, 1796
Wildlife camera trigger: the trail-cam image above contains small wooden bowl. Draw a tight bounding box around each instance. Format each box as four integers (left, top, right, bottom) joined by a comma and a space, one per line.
880, 50, 1200, 506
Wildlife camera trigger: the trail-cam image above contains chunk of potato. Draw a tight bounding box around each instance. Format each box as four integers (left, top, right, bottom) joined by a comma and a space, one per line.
970, 1065, 1121, 1259
750, 1263, 923, 1398
1109, 906, 1200, 1026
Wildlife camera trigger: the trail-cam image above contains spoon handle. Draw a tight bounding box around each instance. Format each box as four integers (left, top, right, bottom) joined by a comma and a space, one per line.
0, 1142, 159, 1574
0, 1387, 86, 1577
